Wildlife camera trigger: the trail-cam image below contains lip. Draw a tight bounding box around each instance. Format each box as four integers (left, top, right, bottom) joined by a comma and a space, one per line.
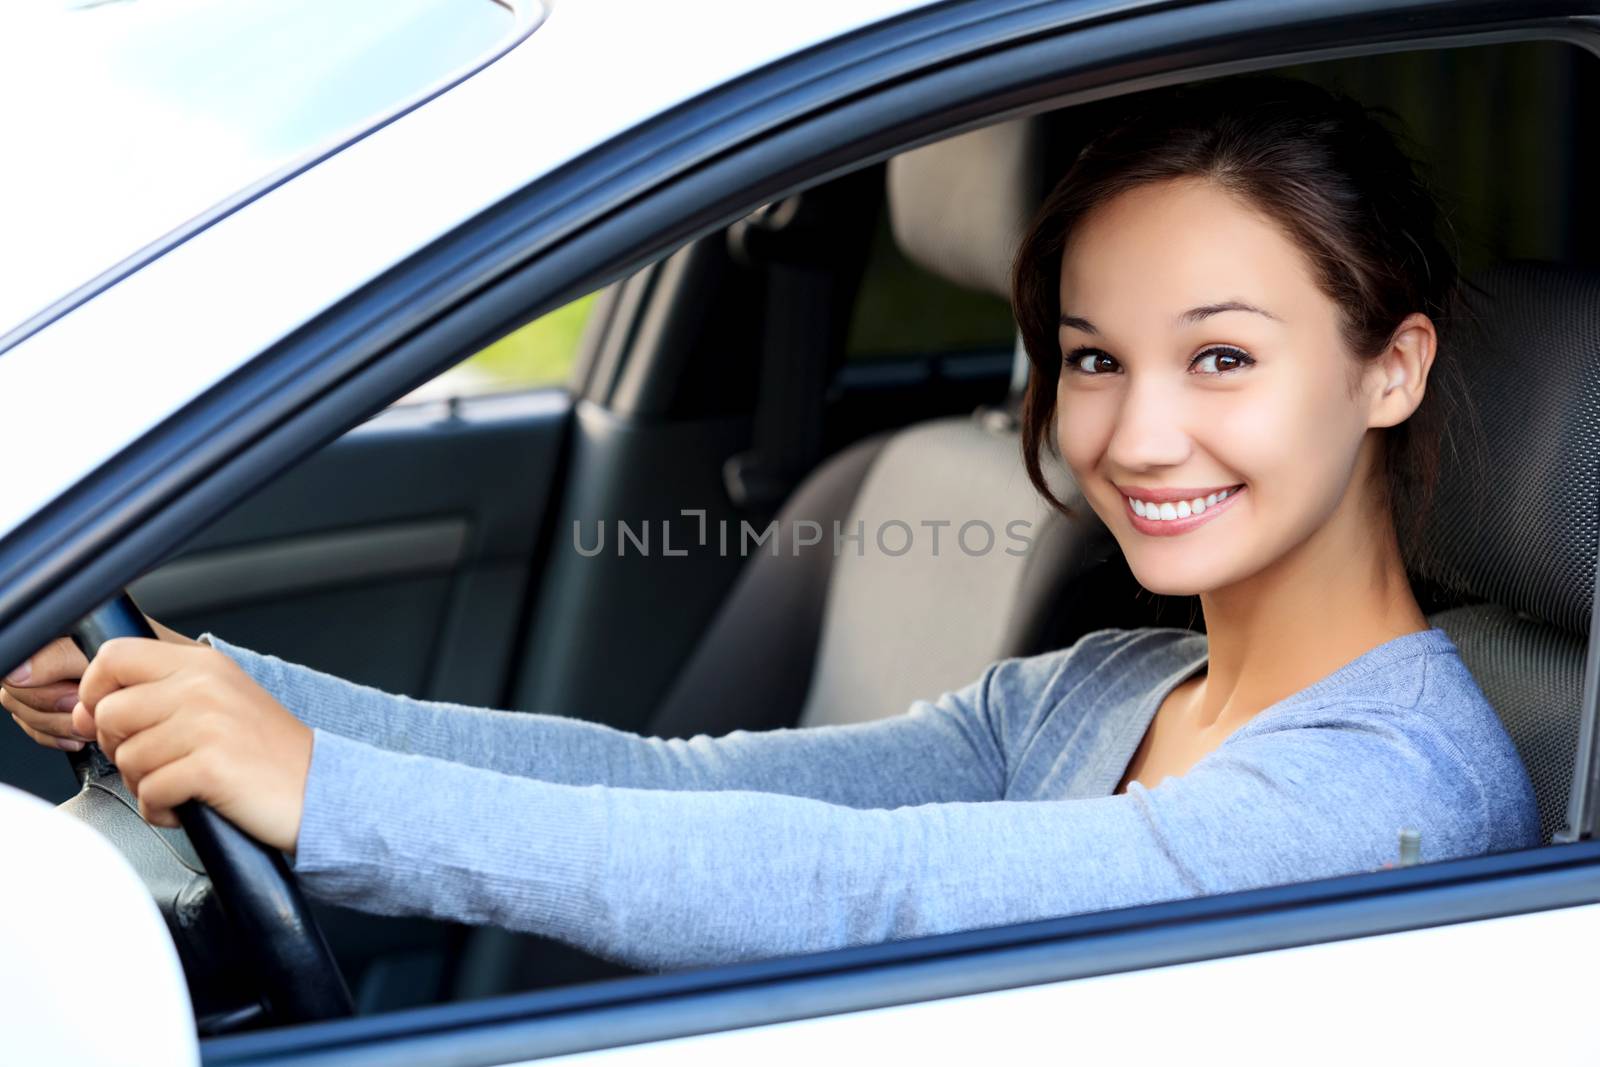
1121, 483, 1246, 538
1113, 483, 1240, 503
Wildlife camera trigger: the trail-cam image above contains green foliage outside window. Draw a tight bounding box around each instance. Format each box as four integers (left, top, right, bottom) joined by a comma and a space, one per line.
458, 292, 598, 389
405, 293, 598, 403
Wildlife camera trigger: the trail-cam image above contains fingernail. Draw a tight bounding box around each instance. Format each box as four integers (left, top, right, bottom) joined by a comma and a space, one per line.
4, 660, 29, 685
55, 694, 78, 713
57, 738, 83, 752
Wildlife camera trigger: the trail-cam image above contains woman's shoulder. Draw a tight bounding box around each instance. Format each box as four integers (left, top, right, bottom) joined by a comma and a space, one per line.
1236, 628, 1539, 853
1261, 628, 1507, 741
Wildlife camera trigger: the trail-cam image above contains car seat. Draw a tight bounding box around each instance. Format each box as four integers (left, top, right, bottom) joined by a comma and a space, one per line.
1416, 262, 1600, 844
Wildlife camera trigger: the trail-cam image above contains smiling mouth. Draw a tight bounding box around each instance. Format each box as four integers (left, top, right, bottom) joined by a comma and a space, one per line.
1121, 484, 1246, 536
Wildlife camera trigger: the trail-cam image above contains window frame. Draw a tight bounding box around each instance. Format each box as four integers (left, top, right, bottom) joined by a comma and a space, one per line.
4, 0, 1599, 1061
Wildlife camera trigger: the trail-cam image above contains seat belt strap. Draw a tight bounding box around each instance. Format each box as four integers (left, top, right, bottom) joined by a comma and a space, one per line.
723, 260, 832, 511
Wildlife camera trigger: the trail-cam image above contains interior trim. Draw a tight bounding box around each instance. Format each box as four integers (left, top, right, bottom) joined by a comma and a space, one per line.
129, 519, 469, 617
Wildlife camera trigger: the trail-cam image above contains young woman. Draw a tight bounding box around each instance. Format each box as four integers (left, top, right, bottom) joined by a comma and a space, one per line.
4, 75, 1539, 970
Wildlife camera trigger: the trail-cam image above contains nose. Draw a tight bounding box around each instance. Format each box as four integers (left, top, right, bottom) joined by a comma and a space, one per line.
1104, 373, 1193, 472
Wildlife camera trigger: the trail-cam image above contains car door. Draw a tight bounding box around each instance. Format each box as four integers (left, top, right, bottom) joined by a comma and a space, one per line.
7, 0, 1600, 1064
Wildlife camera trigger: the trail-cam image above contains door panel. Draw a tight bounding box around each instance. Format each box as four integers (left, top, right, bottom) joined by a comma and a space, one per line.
0, 390, 568, 794
0, 389, 573, 1013
146, 389, 569, 708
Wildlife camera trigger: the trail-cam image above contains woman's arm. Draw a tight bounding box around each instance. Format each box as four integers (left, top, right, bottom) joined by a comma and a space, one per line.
71, 638, 1505, 970
290, 709, 1492, 970
205, 635, 1021, 809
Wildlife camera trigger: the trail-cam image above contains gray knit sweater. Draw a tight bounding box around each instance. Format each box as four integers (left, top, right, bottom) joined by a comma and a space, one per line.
207, 626, 1539, 971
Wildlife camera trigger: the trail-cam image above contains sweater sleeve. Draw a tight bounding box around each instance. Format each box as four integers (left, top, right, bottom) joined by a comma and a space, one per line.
204, 635, 1010, 809
291, 701, 1489, 972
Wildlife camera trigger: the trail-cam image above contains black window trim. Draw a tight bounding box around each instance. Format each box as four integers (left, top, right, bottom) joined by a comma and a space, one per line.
0, 0, 1596, 1062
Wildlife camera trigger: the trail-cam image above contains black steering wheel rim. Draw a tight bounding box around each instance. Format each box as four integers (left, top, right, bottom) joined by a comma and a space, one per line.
68, 592, 353, 1027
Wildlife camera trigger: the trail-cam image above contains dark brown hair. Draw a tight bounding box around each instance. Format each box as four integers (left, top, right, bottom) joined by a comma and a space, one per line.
1011, 74, 1466, 568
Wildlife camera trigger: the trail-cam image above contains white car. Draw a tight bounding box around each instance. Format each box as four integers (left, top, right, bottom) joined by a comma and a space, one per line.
2, 1, 1599, 1063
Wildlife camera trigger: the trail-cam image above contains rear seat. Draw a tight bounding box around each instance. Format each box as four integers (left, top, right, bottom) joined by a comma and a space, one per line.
649, 117, 1111, 737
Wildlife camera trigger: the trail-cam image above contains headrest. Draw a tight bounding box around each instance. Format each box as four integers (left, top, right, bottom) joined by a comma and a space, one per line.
1420, 262, 1600, 634
886, 117, 1046, 300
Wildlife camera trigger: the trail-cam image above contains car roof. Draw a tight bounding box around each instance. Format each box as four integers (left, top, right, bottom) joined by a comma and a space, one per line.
0, 0, 932, 542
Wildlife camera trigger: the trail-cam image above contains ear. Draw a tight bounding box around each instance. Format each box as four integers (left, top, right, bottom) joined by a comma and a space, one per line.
1365, 312, 1437, 429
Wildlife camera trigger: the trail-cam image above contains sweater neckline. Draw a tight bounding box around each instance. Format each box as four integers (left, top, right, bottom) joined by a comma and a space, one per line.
1103, 626, 1454, 796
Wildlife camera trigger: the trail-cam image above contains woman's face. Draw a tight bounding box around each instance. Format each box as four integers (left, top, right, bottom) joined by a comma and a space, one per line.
1055, 177, 1380, 596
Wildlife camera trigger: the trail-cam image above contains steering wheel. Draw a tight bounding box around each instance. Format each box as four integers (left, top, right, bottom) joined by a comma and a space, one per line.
59, 592, 352, 1032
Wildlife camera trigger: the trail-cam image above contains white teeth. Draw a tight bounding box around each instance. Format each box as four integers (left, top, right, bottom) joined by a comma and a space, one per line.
1126, 486, 1240, 521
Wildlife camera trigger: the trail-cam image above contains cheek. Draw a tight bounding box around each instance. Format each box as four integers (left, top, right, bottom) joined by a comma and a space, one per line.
1211, 366, 1367, 493
1054, 390, 1114, 478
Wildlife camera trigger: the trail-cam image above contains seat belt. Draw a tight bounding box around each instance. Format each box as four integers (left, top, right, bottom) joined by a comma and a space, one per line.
722, 195, 840, 514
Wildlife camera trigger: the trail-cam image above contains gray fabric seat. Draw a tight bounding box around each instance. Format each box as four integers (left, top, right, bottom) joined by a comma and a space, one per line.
1417, 262, 1600, 843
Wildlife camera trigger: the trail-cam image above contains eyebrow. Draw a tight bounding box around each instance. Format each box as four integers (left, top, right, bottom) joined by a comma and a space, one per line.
1059, 301, 1282, 334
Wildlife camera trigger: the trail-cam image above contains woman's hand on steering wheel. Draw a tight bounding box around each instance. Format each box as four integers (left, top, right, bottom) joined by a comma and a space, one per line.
4, 618, 201, 752
74, 639, 313, 854
11, 595, 355, 1024
3, 636, 91, 751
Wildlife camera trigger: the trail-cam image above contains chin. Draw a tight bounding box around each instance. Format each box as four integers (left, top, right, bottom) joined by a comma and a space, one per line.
1128, 569, 1211, 598
1121, 550, 1236, 599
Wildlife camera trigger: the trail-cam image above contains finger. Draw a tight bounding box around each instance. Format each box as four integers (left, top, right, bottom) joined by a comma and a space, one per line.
4, 636, 87, 689
133, 754, 213, 829
9, 713, 83, 752
110, 717, 196, 794
92, 679, 184, 762
78, 638, 188, 712
4, 703, 84, 743
0, 678, 82, 721
72, 701, 94, 741
1, 687, 87, 741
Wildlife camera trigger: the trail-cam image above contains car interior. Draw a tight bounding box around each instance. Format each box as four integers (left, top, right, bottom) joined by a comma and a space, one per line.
5, 36, 1599, 1025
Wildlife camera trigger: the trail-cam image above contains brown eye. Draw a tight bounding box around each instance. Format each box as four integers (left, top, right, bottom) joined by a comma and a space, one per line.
1191, 346, 1255, 374
1065, 349, 1119, 375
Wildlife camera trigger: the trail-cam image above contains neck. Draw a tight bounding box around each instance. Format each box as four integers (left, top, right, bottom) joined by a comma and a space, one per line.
1186, 475, 1430, 731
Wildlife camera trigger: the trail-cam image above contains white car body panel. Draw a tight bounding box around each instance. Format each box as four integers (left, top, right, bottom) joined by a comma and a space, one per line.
541, 902, 1597, 1065
0, 784, 198, 1067
0, 0, 927, 541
